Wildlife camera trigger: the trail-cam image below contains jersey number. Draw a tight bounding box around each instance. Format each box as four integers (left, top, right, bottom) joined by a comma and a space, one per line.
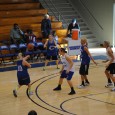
18, 65, 23, 71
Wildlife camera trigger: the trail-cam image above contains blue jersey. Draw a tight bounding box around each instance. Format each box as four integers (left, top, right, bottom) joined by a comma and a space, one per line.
80, 45, 90, 64
17, 60, 29, 78
47, 40, 57, 56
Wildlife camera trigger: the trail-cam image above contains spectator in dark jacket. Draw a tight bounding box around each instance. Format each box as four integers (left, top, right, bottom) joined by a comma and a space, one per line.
41, 14, 52, 38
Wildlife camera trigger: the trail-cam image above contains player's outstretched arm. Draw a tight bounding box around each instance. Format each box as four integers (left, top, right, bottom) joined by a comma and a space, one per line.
84, 47, 97, 65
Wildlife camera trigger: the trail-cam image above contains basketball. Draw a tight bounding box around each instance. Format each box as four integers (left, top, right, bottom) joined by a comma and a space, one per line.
27, 43, 34, 50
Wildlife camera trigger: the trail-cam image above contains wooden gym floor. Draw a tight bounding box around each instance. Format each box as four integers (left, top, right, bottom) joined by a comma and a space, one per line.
0, 52, 115, 115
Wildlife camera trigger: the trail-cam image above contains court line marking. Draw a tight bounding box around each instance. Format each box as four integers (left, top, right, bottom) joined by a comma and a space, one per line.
84, 95, 115, 105
26, 61, 110, 115
35, 75, 77, 115
27, 72, 112, 115
60, 91, 115, 113
27, 73, 64, 115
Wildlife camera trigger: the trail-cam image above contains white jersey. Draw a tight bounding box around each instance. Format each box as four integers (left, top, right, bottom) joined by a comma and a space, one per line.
61, 54, 75, 72
106, 47, 115, 63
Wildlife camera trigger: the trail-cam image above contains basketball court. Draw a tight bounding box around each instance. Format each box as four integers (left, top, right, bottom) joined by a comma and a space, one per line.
0, 49, 115, 115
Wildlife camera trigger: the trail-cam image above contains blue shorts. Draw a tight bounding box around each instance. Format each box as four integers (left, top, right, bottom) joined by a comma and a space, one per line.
60, 70, 74, 80
17, 73, 30, 85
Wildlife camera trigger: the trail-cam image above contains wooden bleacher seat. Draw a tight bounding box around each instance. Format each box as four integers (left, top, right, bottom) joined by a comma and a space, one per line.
34, 29, 68, 44
0, 3, 40, 11
0, 0, 67, 44
0, 9, 48, 18
0, 15, 55, 26
56, 29, 67, 44
0, 0, 33, 4
0, 22, 63, 34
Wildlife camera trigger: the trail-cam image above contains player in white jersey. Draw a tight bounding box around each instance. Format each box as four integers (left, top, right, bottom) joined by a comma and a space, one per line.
53, 48, 76, 95
104, 41, 115, 91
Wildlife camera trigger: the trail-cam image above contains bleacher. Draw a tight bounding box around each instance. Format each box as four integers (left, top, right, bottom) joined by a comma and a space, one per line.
0, 0, 67, 43
0, 0, 68, 67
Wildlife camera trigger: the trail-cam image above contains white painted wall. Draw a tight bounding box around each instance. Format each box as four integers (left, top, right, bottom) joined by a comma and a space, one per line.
70, 0, 114, 45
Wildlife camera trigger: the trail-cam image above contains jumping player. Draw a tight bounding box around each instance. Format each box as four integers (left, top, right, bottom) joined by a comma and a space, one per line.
53, 48, 76, 95
13, 53, 33, 97
103, 41, 115, 91
78, 37, 97, 88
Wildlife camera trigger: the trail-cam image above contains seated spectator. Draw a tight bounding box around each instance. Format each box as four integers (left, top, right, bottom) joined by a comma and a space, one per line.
66, 19, 80, 38
25, 29, 36, 44
41, 14, 52, 38
10, 23, 25, 45
28, 110, 37, 115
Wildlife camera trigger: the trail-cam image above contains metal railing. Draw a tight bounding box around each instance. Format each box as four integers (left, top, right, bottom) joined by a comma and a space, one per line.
39, 0, 69, 28
41, 0, 58, 20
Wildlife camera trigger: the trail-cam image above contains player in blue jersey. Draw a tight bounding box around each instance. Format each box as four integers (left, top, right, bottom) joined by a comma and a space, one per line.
78, 37, 97, 88
13, 53, 33, 97
43, 34, 59, 70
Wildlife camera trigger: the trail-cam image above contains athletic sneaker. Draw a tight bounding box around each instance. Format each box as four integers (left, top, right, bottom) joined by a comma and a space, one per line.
105, 83, 113, 88
13, 89, 17, 97
53, 87, 61, 91
85, 82, 90, 86
111, 87, 115, 91
68, 90, 76, 95
78, 84, 85, 89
